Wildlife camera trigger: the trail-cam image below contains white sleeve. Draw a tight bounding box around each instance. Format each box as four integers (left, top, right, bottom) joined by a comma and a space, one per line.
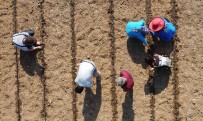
13, 32, 29, 36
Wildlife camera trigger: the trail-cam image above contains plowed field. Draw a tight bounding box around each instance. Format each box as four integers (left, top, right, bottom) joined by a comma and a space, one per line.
0, 0, 202, 121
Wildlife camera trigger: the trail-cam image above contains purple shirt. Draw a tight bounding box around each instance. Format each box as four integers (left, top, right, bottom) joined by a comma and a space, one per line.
120, 70, 134, 91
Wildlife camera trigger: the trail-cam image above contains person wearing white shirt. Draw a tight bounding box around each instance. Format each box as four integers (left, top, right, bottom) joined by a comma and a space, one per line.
12, 30, 43, 51
75, 60, 100, 93
145, 54, 172, 68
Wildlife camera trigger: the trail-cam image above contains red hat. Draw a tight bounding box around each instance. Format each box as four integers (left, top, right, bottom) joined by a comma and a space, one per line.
149, 17, 165, 32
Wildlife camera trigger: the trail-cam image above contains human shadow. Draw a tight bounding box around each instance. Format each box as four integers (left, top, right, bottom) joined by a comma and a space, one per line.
144, 67, 171, 95
153, 39, 174, 57
20, 50, 44, 77
83, 77, 101, 121
127, 38, 147, 68
122, 90, 134, 121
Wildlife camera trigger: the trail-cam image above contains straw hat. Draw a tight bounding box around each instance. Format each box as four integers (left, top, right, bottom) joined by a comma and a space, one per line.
149, 17, 165, 32
115, 77, 126, 86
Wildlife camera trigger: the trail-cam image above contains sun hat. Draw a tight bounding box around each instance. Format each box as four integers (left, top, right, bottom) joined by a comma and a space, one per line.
115, 77, 126, 86
149, 17, 165, 32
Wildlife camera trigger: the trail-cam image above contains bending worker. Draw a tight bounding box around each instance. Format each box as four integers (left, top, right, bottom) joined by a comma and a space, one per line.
126, 20, 150, 45
74, 60, 100, 93
115, 70, 134, 92
145, 54, 172, 68
12, 30, 43, 51
149, 17, 176, 42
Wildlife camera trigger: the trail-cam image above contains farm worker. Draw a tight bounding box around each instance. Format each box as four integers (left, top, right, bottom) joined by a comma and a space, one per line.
126, 20, 150, 45
149, 17, 176, 42
75, 60, 100, 93
12, 30, 43, 51
145, 54, 172, 68
115, 70, 134, 92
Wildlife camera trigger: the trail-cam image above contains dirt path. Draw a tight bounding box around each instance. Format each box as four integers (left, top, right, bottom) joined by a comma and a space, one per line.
74, 0, 113, 120
43, 0, 73, 120
114, 0, 151, 121
0, 0, 17, 120
177, 0, 203, 120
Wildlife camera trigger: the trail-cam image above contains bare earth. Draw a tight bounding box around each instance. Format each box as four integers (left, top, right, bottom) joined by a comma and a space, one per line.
0, 0, 202, 121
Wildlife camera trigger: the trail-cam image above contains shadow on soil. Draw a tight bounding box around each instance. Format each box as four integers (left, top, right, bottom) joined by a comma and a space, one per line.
127, 38, 147, 69
83, 77, 101, 121
144, 67, 171, 95
153, 39, 174, 56
144, 37, 174, 95
20, 50, 44, 77
122, 90, 134, 121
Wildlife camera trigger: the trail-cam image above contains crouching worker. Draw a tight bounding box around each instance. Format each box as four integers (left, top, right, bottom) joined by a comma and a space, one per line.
126, 20, 150, 45
115, 70, 134, 92
149, 17, 176, 42
75, 60, 101, 93
145, 54, 172, 68
12, 30, 43, 51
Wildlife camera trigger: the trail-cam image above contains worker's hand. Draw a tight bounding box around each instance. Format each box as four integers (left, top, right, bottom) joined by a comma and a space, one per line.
149, 68, 155, 76
37, 45, 44, 50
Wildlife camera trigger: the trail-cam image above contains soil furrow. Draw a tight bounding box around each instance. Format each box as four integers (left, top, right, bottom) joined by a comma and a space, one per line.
12, 0, 21, 120
145, 0, 152, 25
170, 0, 180, 120
108, 0, 118, 121
39, 0, 47, 120
70, 0, 78, 121
12, 0, 17, 33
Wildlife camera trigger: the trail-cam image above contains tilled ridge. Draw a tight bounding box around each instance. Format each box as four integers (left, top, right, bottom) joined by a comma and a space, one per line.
145, 0, 152, 26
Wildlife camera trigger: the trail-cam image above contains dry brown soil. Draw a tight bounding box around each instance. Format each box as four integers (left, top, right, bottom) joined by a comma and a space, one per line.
0, 0, 202, 121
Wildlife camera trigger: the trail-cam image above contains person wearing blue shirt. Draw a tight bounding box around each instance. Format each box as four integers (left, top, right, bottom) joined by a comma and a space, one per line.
126, 20, 149, 45
149, 17, 176, 42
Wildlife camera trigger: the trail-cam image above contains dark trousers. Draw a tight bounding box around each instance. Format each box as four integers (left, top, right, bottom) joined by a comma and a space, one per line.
24, 30, 35, 36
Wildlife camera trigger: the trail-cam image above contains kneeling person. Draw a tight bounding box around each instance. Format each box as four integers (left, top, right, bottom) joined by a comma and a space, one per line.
75, 60, 100, 93
145, 54, 172, 68
116, 70, 134, 92
149, 17, 176, 42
